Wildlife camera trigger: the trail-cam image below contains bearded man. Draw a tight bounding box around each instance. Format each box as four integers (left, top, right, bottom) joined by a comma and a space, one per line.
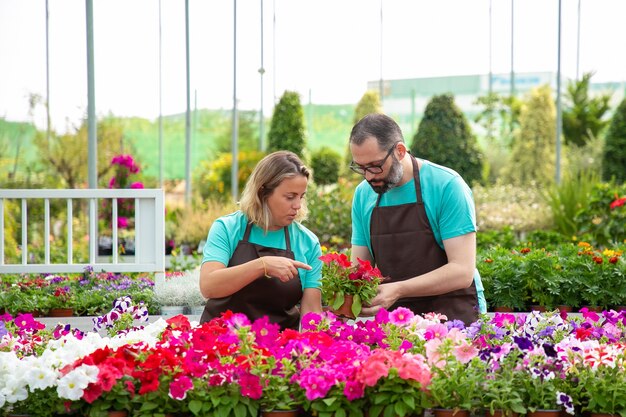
348, 113, 486, 325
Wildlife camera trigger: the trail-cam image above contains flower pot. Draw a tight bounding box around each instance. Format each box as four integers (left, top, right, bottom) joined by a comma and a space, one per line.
486, 410, 520, 417
260, 410, 299, 417
433, 409, 470, 417
493, 306, 514, 312
108, 411, 129, 417
331, 294, 356, 319
189, 305, 206, 316
556, 305, 572, 313
160, 305, 185, 317
529, 305, 547, 312
527, 410, 562, 417
49, 307, 74, 317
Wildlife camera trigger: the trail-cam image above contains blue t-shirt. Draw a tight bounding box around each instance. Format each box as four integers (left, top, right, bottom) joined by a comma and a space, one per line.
202, 211, 322, 290
351, 159, 486, 313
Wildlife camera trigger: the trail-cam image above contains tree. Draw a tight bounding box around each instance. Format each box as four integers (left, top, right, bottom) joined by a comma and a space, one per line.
410, 94, 484, 185
214, 110, 259, 153
267, 91, 306, 157
353, 90, 382, 125
33, 115, 128, 188
562, 72, 612, 148
311, 146, 341, 185
344, 90, 383, 169
602, 98, 626, 183
501, 85, 556, 186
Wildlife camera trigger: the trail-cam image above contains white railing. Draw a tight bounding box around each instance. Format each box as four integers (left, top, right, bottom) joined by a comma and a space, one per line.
0, 189, 165, 277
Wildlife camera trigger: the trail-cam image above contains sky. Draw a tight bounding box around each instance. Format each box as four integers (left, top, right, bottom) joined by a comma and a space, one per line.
1, 0, 625, 132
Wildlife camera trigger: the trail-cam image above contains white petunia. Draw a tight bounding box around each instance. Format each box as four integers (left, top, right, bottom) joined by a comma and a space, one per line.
24, 365, 58, 391
57, 365, 98, 401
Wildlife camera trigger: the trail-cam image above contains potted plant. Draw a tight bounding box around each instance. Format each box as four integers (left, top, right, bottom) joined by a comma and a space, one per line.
577, 357, 626, 416
319, 252, 385, 318
517, 350, 571, 416
426, 356, 487, 417
481, 345, 527, 417
357, 349, 431, 417
153, 272, 190, 316
478, 247, 528, 311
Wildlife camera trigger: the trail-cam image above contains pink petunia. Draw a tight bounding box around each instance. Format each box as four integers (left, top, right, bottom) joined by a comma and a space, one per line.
169, 375, 194, 400
453, 340, 479, 363
388, 307, 414, 326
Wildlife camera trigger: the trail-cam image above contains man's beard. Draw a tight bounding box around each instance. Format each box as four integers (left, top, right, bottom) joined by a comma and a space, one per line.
368, 157, 403, 194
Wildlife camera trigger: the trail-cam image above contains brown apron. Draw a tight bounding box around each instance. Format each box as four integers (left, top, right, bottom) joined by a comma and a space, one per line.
200, 223, 302, 330
370, 156, 479, 325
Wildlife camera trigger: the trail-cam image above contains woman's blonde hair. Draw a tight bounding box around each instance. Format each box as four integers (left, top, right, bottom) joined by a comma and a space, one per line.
239, 151, 311, 232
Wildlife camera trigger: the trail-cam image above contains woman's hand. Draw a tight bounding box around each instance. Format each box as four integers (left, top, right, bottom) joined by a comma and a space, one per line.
261, 256, 311, 282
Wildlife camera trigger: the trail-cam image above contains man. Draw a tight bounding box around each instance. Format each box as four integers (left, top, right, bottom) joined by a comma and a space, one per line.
349, 113, 486, 324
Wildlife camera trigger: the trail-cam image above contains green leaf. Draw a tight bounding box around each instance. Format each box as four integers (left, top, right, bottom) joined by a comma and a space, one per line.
332, 292, 345, 310
351, 294, 362, 317
233, 403, 247, 417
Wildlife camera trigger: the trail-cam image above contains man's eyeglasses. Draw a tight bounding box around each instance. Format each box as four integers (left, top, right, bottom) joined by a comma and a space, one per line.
349, 143, 398, 175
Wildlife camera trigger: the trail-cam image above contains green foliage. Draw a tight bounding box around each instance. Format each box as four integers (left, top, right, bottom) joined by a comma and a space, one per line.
602, 97, 626, 182
310, 146, 341, 185
501, 85, 556, 186
473, 93, 523, 184
304, 178, 356, 250
342, 90, 384, 173
574, 181, 626, 246
541, 170, 598, 237
214, 110, 260, 153
472, 182, 552, 233
193, 150, 265, 201
32, 115, 130, 189
353, 90, 382, 125
562, 72, 612, 147
410, 94, 484, 185
268, 91, 306, 157
477, 246, 529, 311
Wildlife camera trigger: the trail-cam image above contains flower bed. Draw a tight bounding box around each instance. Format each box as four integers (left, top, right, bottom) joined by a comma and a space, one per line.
0, 269, 157, 317
478, 241, 626, 311
2, 306, 626, 417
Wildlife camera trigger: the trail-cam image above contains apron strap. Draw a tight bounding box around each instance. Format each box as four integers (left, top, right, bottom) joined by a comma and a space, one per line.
243, 222, 291, 252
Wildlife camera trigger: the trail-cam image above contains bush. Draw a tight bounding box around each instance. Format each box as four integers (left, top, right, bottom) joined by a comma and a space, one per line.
192, 150, 265, 201
501, 85, 556, 187
310, 146, 341, 185
268, 91, 306, 157
602, 97, 626, 182
574, 181, 626, 247
304, 177, 357, 250
473, 183, 552, 233
410, 94, 484, 185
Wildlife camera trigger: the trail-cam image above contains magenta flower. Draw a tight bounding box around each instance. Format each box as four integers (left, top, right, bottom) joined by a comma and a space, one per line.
169, 375, 194, 400
130, 181, 144, 189
388, 307, 414, 326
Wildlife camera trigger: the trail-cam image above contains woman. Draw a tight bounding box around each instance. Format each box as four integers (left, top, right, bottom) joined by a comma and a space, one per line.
199, 151, 323, 329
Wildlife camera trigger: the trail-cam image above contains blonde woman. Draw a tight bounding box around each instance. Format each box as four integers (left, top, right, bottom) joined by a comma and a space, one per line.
199, 151, 322, 329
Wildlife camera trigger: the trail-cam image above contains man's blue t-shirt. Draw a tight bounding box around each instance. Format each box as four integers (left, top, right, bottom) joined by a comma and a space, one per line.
202, 211, 322, 290
351, 159, 486, 313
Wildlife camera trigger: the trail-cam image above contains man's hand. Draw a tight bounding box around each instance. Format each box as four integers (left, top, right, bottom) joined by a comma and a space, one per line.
360, 282, 402, 316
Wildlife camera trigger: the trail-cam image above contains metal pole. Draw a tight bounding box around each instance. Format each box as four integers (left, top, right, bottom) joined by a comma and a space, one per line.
510, 0, 515, 98
488, 0, 493, 95
555, 0, 563, 184
184, 0, 191, 205
45, 0, 51, 145
231, 0, 239, 202
272, 0, 276, 104
158, 0, 164, 187
259, 0, 265, 151
86, 0, 97, 189
576, 0, 581, 80
379, 0, 383, 103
